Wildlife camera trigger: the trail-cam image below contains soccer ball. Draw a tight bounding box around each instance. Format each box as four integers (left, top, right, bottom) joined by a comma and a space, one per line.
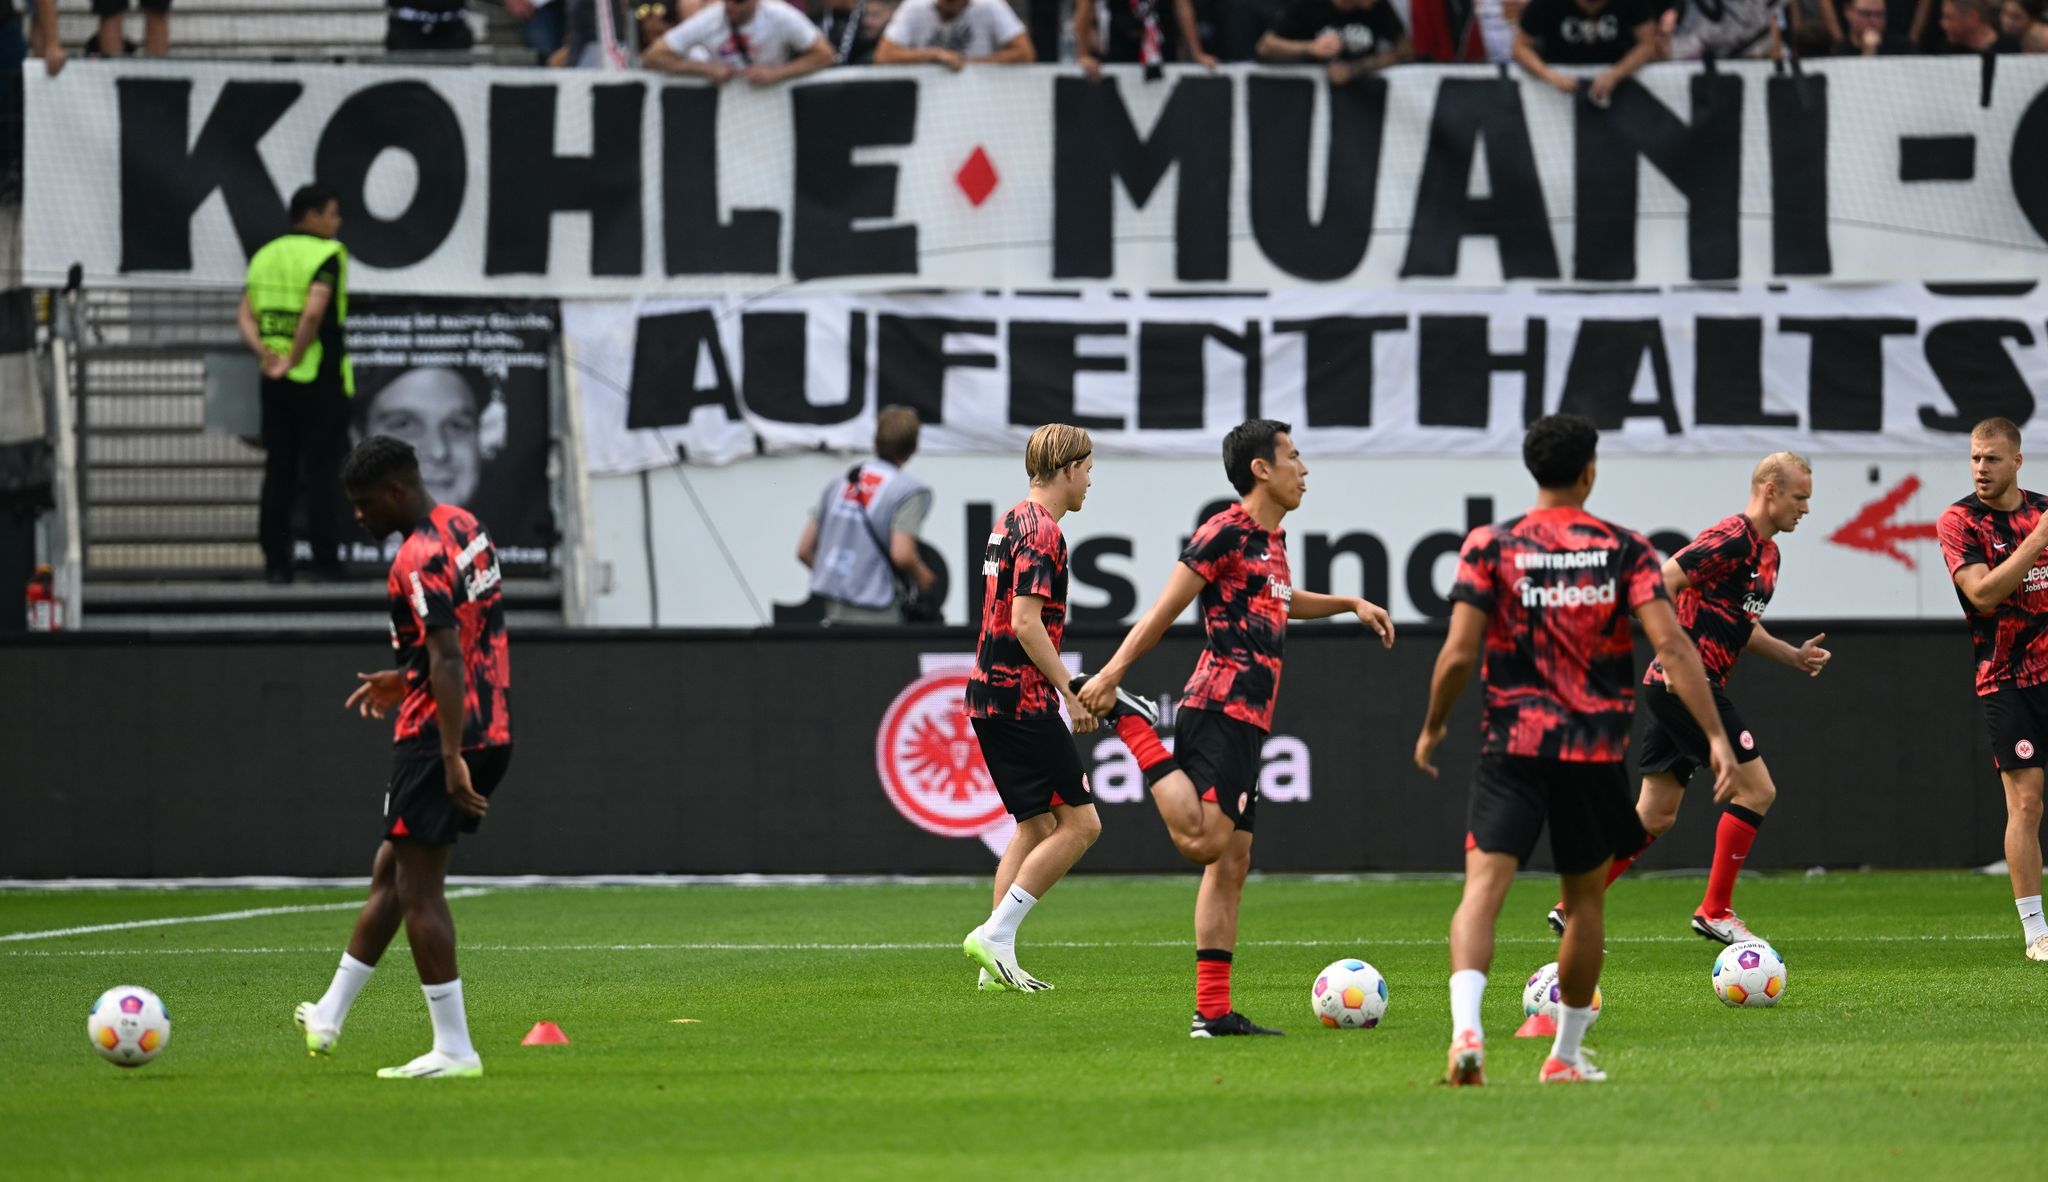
1712, 940, 1787, 1007
1311, 959, 1389, 1029
1521, 962, 1601, 1022
88, 985, 171, 1067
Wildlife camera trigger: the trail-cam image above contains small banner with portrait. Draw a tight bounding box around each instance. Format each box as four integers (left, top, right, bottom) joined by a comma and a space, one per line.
340, 299, 558, 574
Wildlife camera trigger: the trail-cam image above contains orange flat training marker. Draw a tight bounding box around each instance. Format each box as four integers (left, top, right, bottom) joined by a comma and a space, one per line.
521, 1021, 571, 1045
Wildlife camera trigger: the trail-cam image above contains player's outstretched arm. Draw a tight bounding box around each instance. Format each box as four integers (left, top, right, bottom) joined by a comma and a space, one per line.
1414, 602, 1485, 777
1661, 555, 1691, 599
1286, 589, 1394, 647
1637, 599, 1737, 801
1746, 623, 1830, 676
1012, 593, 1097, 734
1076, 565, 1206, 714
425, 628, 487, 818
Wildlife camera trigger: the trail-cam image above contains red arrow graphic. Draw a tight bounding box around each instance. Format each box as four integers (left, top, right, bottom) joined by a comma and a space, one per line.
1828, 475, 1940, 570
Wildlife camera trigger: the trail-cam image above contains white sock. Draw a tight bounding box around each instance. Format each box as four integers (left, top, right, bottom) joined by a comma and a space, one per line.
422, 979, 476, 1059
1551, 1003, 1595, 1063
2018, 895, 2048, 943
1449, 969, 1486, 1040
984, 885, 1038, 945
313, 953, 375, 1030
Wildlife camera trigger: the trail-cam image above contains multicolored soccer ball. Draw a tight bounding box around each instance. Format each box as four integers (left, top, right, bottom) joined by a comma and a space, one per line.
1311, 959, 1389, 1029
88, 985, 171, 1067
1712, 940, 1787, 1007
1522, 962, 1601, 1022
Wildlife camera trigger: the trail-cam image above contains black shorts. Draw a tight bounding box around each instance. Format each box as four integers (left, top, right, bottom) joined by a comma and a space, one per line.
1984, 683, 2048, 771
1636, 680, 1762, 785
384, 746, 512, 846
970, 717, 1092, 822
1173, 707, 1263, 834
1468, 754, 1643, 876
92, 0, 173, 15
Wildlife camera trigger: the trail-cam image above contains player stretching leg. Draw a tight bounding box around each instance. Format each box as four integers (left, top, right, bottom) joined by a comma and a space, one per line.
294, 436, 513, 1079
1416, 415, 1732, 1085
962, 424, 1104, 992
1936, 417, 2048, 962
1549, 453, 1833, 945
1080, 421, 1393, 1037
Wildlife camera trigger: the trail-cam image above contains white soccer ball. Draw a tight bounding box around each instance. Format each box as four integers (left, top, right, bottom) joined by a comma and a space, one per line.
1522, 961, 1601, 1022
88, 985, 171, 1067
1712, 940, 1787, 1007
1311, 958, 1388, 1029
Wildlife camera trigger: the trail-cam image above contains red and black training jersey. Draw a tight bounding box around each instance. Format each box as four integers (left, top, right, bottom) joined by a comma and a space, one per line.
967, 499, 1068, 719
1450, 506, 1667, 762
1178, 503, 1292, 733
387, 503, 512, 752
1645, 513, 1778, 690
1936, 490, 2048, 697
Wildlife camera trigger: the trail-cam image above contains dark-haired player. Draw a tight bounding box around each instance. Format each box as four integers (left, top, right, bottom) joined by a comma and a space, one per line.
1549, 452, 1831, 946
1416, 414, 1732, 1085
1079, 420, 1393, 1037
292, 435, 512, 1079
1936, 416, 2048, 962
961, 423, 1104, 992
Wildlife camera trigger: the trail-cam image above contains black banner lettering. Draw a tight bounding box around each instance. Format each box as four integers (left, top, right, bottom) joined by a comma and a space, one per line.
486, 84, 645, 276
1137, 322, 1261, 429
1922, 319, 2036, 430
1247, 75, 1385, 281
875, 316, 998, 425
1273, 316, 1404, 428
314, 82, 465, 271
662, 88, 779, 275
1556, 320, 1680, 432
1767, 74, 1831, 277
118, 78, 299, 272
792, 81, 919, 281
1779, 317, 1915, 431
1402, 79, 1559, 280
1416, 316, 1546, 428
1573, 76, 1741, 282
1694, 318, 1796, 427
1052, 75, 1233, 281
626, 310, 740, 428
1008, 322, 1128, 430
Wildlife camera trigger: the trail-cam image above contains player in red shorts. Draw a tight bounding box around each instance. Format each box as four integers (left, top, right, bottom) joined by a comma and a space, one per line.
1079, 419, 1394, 1037
1935, 417, 2048, 962
1416, 415, 1733, 1085
292, 435, 513, 1079
961, 423, 1104, 992
1548, 452, 1832, 946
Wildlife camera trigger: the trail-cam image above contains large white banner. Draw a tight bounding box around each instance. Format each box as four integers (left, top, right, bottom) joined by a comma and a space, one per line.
567, 284, 2048, 471
25, 57, 2048, 295
586, 452, 1973, 628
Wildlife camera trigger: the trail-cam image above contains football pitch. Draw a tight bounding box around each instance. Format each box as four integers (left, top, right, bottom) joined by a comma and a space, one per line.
2, 871, 2038, 1179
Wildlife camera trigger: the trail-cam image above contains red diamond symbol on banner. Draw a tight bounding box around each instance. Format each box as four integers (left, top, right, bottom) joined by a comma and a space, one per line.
955, 147, 999, 208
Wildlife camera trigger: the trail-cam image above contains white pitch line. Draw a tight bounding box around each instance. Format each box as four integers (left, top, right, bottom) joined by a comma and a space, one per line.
0, 930, 2016, 957
0, 888, 490, 943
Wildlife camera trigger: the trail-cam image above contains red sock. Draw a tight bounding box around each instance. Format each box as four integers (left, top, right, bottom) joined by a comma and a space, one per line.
1699, 806, 1763, 918
1196, 950, 1232, 1019
1116, 716, 1174, 774
1605, 830, 1658, 889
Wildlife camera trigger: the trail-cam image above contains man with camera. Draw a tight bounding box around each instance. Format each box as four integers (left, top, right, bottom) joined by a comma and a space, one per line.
796, 405, 941, 625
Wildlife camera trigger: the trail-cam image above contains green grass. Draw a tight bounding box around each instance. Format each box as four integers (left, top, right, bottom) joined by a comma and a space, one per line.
1, 872, 2038, 1180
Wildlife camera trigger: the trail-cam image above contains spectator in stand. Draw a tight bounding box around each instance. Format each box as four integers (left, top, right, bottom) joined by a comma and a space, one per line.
1837, 0, 1918, 48
2001, 0, 2041, 37
94, 0, 168, 56
1256, 0, 1411, 84
1668, 0, 1783, 58
2029, 16, 2048, 44
637, 0, 684, 45
505, 0, 567, 61
1942, 0, 2021, 48
817, 0, 891, 62
643, 0, 836, 80
388, 0, 475, 51
1408, 0, 1490, 59
875, 0, 1032, 67
1514, 0, 1658, 103
1074, 0, 1216, 78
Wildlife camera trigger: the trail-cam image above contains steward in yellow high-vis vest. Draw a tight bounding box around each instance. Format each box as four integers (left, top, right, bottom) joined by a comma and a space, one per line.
236, 184, 353, 583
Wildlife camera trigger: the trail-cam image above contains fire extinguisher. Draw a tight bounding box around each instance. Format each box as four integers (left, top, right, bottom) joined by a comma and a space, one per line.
25, 564, 62, 632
